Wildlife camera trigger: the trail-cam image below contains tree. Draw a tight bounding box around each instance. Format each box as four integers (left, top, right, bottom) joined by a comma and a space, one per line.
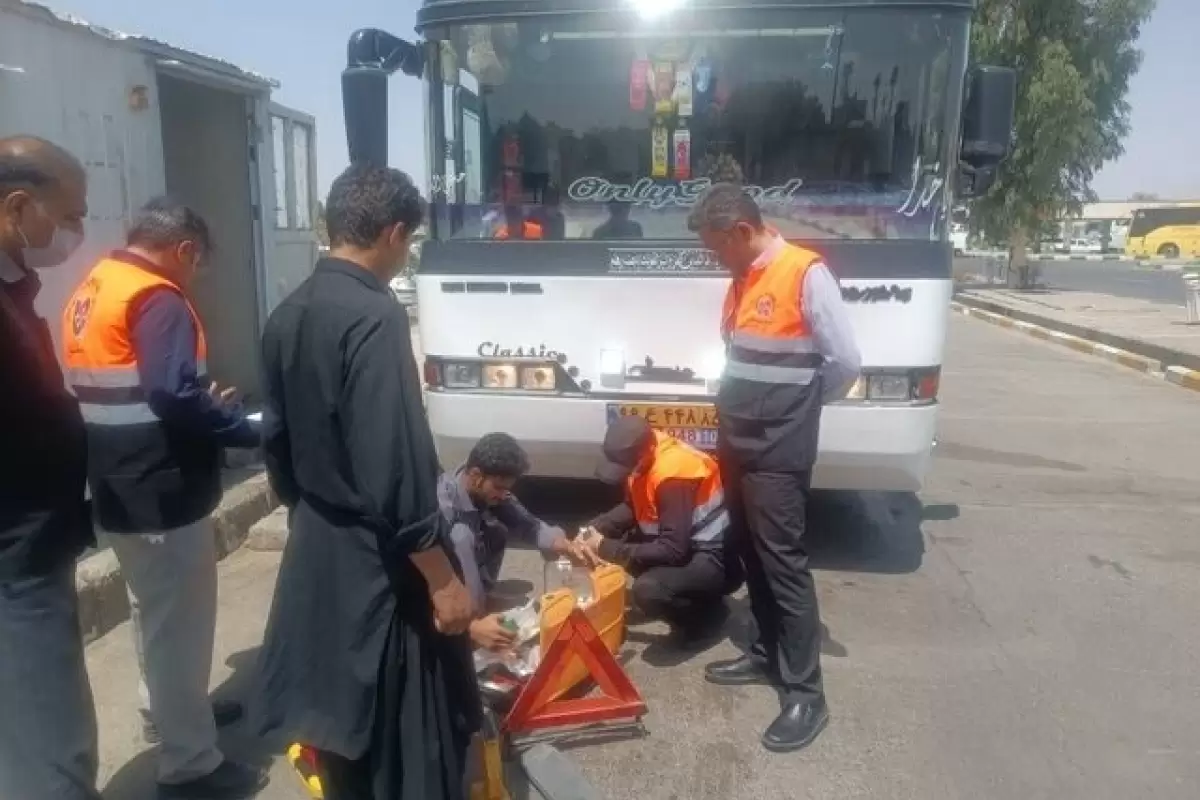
1130, 191, 1159, 202
970, 0, 1155, 288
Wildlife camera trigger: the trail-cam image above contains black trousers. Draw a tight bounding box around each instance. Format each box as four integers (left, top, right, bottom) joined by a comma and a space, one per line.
722, 463, 825, 705
628, 549, 732, 630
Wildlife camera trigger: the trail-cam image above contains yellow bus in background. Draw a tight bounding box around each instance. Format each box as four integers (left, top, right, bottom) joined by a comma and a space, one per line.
1125, 205, 1200, 259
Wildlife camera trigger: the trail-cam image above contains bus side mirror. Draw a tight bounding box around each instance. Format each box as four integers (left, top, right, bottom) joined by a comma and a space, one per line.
343, 67, 389, 167
958, 65, 1016, 197
342, 29, 426, 166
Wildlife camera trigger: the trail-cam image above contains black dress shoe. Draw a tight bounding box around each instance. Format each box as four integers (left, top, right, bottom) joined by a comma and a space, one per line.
703, 654, 773, 686
761, 698, 830, 753
158, 759, 269, 799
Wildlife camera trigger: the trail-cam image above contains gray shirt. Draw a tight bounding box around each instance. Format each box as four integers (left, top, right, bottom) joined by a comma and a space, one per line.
437, 468, 564, 615
803, 261, 863, 403
747, 236, 862, 403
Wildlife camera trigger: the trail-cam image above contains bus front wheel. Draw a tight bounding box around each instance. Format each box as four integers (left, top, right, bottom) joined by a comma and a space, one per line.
1158, 243, 1181, 259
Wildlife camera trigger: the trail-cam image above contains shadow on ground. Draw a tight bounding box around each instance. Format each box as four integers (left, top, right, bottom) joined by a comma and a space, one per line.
516, 479, 940, 577
101, 648, 274, 800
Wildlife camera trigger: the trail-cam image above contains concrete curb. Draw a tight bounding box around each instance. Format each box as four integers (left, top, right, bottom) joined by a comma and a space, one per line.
246, 506, 289, 552
961, 251, 1196, 268
74, 472, 278, 644
951, 300, 1200, 396
1166, 365, 1200, 391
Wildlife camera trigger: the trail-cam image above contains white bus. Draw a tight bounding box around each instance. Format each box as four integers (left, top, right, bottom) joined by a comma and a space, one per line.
341, 0, 1013, 492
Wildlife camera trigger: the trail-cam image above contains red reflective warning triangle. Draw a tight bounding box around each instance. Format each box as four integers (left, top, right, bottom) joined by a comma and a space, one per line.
503, 608, 646, 734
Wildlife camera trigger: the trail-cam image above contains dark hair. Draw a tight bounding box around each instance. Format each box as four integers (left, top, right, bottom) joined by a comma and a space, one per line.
127, 197, 212, 254
466, 433, 531, 479
325, 164, 424, 248
687, 182, 764, 233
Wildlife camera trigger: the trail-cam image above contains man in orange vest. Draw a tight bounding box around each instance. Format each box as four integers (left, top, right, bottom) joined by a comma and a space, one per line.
580, 415, 737, 645
61, 198, 266, 799
688, 184, 861, 753
493, 204, 545, 240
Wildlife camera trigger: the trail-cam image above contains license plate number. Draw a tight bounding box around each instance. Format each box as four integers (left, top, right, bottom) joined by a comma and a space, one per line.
605, 403, 718, 450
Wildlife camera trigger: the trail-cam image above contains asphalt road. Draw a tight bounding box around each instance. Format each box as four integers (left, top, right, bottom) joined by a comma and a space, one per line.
1037, 259, 1188, 304
960, 255, 1189, 304
90, 314, 1200, 799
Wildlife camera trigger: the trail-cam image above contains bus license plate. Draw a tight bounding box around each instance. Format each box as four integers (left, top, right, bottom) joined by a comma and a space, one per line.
605, 403, 718, 450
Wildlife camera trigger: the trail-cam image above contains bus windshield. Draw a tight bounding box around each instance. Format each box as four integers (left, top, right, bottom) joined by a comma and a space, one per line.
426, 8, 967, 244
1128, 207, 1200, 239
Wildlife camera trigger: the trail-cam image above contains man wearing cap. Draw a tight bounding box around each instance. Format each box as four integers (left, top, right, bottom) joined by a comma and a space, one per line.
580, 416, 737, 644
687, 183, 861, 754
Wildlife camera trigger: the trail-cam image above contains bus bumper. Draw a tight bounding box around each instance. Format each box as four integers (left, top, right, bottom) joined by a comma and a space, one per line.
426, 392, 937, 493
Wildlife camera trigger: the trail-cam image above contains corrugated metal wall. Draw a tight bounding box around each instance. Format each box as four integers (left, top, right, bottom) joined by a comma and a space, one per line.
0, 6, 166, 347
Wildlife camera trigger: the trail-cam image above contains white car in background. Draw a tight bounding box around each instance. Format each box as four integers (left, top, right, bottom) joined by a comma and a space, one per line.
390, 274, 417, 314
1069, 238, 1103, 254
951, 225, 969, 255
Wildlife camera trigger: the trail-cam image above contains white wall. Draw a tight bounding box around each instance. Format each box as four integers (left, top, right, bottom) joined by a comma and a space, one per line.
0, 6, 166, 349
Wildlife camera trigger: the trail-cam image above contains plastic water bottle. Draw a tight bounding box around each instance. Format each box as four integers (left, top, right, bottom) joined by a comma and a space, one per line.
547, 557, 592, 606
564, 559, 594, 606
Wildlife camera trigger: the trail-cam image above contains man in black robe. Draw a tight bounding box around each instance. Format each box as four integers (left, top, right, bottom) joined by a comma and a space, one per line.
251, 164, 480, 799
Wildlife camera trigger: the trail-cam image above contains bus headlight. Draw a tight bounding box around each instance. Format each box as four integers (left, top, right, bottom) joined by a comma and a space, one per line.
483, 364, 519, 389
838, 368, 939, 404
867, 375, 911, 402
443, 362, 482, 388
428, 358, 577, 394
520, 365, 557, 391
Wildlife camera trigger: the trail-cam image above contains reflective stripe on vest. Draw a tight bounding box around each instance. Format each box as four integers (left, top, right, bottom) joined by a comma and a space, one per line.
720, 243, 825, 385
62, 257, 208, 427
628, 432, 729, 544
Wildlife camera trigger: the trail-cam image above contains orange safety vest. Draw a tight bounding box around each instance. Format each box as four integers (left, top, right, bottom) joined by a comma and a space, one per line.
495, 221, 545, 240
628, 431, 728, 544
63, 256, 208, 426
717, 241, 826, 470
62, 254, 221, 533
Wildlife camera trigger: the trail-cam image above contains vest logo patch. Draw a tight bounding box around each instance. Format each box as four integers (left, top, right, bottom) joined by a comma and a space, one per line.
70, 297, 93, 337
754, 293, 775, 320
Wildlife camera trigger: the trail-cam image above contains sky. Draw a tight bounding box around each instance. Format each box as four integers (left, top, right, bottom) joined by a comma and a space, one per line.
45, 0, 1200, 202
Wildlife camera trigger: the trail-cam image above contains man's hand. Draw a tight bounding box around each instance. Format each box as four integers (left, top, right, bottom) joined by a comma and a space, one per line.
411, 548, 474, 635
575, 538, 605, 569
470, 614, 518, 652
208, 381, 239, 407
577, 537, 605, 568
574, 528, 607, 568
552, 534, 603, 569
430, 575, 473, 635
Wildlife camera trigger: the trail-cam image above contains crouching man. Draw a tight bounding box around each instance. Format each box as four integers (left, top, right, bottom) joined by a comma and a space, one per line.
580, 416, 739, 645
439, 433, 586, 651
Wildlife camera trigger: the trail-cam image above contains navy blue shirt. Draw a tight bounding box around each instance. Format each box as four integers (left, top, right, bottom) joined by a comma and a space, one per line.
130, 284, 259, 448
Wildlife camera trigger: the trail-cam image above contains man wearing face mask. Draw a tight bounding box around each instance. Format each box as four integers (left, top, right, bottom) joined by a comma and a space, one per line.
61, 198, 266, 799
0, 136, 100, 800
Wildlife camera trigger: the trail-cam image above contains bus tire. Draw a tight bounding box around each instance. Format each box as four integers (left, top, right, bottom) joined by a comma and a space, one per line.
1158, 243, 1181, 259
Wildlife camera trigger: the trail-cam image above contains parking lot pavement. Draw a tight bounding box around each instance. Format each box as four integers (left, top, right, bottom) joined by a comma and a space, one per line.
93, 314, 1200, 799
